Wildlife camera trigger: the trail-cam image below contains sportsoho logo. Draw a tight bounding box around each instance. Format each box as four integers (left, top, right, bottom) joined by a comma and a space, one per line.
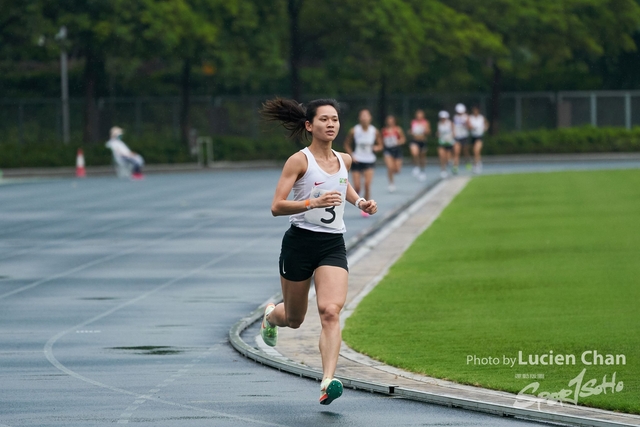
466, 350, 627, 409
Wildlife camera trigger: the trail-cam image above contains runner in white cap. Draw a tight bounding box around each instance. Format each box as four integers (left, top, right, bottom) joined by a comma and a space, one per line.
452, 103, 470, 175
469, 106, 489, 174
437, 111, 454, 178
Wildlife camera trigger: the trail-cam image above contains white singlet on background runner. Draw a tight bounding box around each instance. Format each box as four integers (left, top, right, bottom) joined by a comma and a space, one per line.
352, 124, 377, 164
470, 115, 485, 138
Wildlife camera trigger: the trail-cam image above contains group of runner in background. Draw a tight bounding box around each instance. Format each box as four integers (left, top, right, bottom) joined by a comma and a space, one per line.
438, 104, 489, 178
344, 104, 488, 201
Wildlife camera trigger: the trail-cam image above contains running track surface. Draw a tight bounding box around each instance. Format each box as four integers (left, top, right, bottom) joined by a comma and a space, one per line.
3, 161, 638, 426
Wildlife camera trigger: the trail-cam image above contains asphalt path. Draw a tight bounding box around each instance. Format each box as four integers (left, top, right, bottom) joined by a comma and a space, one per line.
2, 160, 637, 426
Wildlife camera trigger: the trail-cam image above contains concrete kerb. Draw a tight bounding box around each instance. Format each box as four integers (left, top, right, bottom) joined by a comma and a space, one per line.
228, 177, 638, 427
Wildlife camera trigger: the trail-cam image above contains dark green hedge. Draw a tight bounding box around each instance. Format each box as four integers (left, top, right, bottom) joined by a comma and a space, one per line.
2, 127, 639, 168
0, 136, 296, 168
483, 126, 640, 154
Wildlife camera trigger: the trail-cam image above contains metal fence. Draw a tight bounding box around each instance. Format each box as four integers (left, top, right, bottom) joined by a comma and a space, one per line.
3, 91, 640, 144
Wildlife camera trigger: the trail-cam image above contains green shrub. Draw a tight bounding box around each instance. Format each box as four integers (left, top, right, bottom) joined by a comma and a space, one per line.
210, 135, 296, 161
484, 126, 640, 154
0, 135, 296, 168
3, 126, 639, 168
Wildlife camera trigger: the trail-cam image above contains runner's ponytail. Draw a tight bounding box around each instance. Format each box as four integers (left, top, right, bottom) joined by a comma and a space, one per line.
261, 97, 340, 141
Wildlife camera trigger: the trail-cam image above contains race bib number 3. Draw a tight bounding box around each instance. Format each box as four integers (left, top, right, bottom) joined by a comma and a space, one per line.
304, 187, 345, 230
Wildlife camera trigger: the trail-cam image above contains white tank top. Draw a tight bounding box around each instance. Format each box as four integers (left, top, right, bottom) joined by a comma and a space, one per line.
469, 114, 485, 137
453, 114, 469, 138
411, 119, 428, 137
352, 124, 377, 163
289, 147, 348, 234
438, 120, 454, 144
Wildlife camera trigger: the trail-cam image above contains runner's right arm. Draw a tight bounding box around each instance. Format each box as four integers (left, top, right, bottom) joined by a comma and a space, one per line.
397, 127, 407, 145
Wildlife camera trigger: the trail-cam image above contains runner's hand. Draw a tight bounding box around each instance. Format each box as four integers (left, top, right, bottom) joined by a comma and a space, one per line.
312, 191, 342, 208
359, 199, 377, 215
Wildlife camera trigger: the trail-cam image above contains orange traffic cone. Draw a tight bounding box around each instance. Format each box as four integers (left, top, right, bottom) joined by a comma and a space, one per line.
76, 149, 86, 177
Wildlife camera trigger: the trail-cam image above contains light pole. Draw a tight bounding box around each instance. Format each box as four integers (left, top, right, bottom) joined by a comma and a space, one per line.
55, 26, 70, 144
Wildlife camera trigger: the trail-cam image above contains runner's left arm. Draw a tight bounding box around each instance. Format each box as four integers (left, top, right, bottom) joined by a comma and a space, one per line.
342, 153, 377, 215
373, 130, 384, 152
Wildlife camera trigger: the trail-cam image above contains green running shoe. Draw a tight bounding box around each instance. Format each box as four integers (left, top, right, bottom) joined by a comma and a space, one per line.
466, 163, 472, 171
319, 378, 343, 405
260, 303, 277, 347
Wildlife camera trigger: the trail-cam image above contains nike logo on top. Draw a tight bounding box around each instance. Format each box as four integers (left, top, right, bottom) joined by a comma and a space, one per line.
314, 181, 325, 186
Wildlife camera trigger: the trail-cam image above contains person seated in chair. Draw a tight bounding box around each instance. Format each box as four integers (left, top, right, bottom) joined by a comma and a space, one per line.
105, 126, 144, 179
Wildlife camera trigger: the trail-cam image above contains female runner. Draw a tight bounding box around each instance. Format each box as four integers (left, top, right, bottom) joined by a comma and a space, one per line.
260, 98, 378, 405
408, 109, 431, 181
343, 109, 383, 216
381, 114, 406, 192
452, 103, 470, 174
469, 106, 489, 174
437, 110, 454, 178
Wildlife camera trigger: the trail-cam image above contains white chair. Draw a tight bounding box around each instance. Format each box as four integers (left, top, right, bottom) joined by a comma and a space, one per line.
111, 152, 133, 178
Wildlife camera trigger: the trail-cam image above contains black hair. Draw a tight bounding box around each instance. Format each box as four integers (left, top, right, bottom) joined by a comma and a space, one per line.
260, 97, 340, 140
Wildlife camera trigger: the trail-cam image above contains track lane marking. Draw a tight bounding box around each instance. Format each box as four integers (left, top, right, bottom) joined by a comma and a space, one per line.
44, 231, 286, 427
0, 210, 251, 300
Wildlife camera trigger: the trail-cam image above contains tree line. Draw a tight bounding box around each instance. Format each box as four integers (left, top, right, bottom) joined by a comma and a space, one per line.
2, 0, 640, 143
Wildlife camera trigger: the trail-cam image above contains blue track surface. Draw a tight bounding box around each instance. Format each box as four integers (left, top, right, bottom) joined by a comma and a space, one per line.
3, 161, 636, 426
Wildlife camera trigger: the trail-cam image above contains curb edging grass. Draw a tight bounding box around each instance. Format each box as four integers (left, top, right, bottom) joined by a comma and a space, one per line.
228, 176, 637, 427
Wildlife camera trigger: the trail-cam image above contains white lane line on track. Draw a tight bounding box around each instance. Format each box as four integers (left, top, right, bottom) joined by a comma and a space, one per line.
0, 178, 183, 239
117, 346, 214, 424
0, 211, 236, 300
0, 215, 160, 263
43, 231, 287, 427
0, 177, 234, 263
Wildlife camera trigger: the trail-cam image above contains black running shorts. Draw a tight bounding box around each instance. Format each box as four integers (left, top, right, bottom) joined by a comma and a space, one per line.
410, 140, 426, 150
350, 161, 375, 172
279, 226, 348, 281
383, 146, 403, 159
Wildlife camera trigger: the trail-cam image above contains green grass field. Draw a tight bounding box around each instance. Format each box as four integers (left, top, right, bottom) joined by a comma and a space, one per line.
343, 169, 640, 414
